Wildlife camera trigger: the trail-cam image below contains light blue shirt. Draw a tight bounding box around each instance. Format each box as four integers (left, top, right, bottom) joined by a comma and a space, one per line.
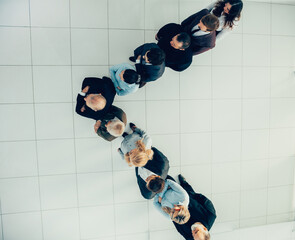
153, 179, 189, 219
109, 63, 139, 96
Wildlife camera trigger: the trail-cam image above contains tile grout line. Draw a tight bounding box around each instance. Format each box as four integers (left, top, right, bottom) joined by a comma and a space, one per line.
0, 199, 4, 239
178, 0, 182, 176
27, 0, 45, 239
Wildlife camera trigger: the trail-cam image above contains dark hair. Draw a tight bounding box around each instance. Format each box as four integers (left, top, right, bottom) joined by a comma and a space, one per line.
201, 14, 219, 31
146, 48, 165, 65
176, 32, 191, 49
123, 69, 139, 84
213, 0, 243, 29
146, 176, 165, 193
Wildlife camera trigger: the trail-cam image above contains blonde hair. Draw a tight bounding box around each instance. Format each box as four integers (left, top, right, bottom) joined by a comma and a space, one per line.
162, 205, 190, 225
125, 140, 154, 167
107, 118, 125, 137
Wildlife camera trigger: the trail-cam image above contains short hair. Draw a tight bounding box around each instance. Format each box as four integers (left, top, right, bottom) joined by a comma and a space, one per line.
88, 94, 106, 110
125, 140, 154, 167
146, 48, 165, 65
123, 69, 139, 84
146, 176, 165, 193
176, 32, 191, 49
201, 14, 220, 31
106, 118, 125, 137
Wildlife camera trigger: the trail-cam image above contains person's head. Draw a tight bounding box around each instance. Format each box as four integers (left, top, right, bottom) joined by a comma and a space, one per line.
213, 0, 243, 28
84, 94, 106, 111
145, 48, 166, 65
105, 117, 125, 137
146, 175, 165, 193
125, 140, 154, 167
170, 33, 191, 50
162, 205, 190, 225
198, 14, 219, 32
191, 222, 210, 240
120, 69, 139, 84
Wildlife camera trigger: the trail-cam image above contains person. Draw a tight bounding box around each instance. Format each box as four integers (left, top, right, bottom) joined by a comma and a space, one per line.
181, 10, 219, 55
118, 123, 153, 167
156, 23, 193, 72
109, 63, 140, 96
207, 0, 243, 41
173, 174, 217, 240
129, 43, 166, 88
94, 105, 127, 142
153, 177, 190, 225
75, 77, 116, 121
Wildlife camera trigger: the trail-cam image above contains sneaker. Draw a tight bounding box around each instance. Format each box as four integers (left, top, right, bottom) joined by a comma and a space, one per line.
178, 174, 186, 184
129, 56, 136, 62
122, 132, 129, 138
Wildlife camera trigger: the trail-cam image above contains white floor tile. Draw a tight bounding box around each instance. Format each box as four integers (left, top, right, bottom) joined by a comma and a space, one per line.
212, 66, 242, 99
146, 100, 180, 134
109, 29, 144, 65
180, 100, 211, 133
0, 104, 35, 141
77, 172, 114, 207
71, 28, 108, 65
42, 208, 80, 240
145, 0, 179, 30
180, 66, 211, 99
79, 206, 115, 239
111, 136, 133, 172
271, 67, 295, 98
31, 28, 71, 65
75, 138, 112, 173
2, 212, 43, 240
37, 139, 76, 175
117, 233, 149, 240
70, 0, 108, 28
212, 99, 241, 131
180, 132, 211, 165
179, 0, 210, 23
39, 174, 78, 210
115, 202, 148, 235
0, 141, 38, 178
212, 131, 241, 163
271, 36, 295, 67
0, 27, 31, 65
270, 99, 295, 128
150, 228, 183, 240
0, 0, 30, 26
33, 66, 72, 103
269, 128, 295, 158
35, 103, 74, 139
73, 113, 98, 138
0, 66, 33, 103
271, 4, 295, 36
0, 177, 40, 214
109, 0, 144, 29
30, 0, 69, 27
240, 217, 267, 230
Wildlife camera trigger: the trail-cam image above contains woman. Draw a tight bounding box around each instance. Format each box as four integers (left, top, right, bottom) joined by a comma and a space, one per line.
118, 123, 153, 167
109, 63, 140, 96
153, 178, 190, 225
207, 0, 243, 41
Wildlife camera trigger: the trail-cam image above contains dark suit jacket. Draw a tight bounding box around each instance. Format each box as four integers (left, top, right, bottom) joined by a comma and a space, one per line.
181, 9, 216, 56
173, 187, 216, 240
96, 105, 127, 142
135, 147, 170, 199
133, 43, 165, 82
75, 77, 116, 121
157, 23, 193, 72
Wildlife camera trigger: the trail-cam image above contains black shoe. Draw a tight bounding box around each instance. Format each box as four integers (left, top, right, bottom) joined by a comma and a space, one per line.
129, 56, 135, 62
139, 81, 147, 88
122, 132, 129, 138
178, 174, 186, 184
129, 122, 136, 129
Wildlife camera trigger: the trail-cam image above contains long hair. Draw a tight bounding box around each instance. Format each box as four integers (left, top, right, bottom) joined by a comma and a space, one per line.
162, 205, 190, 225
125, 140, 154, 167
213, 0, 243, 29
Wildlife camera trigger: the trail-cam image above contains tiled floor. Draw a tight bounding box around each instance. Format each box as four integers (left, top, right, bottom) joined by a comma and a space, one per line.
0, 0, 295, 239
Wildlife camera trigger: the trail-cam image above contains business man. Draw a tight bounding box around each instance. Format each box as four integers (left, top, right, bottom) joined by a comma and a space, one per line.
181, 9, 219, 56
129, 43, 166, 87
75, 77, 116, 121
173, 174, 216, 240
156, 23, 193, 72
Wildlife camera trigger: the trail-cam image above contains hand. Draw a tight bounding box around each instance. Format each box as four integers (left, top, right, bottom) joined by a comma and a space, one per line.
137, 55, 141, 60
82, 86, 89, 93
81, 106, 86, 112
117, 86, 122, 90
131, 125, 137, 131
158, 197, 162, 203
94, 120, 101, 132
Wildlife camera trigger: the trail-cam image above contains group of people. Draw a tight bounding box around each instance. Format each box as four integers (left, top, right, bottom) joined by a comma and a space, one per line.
75, 1, 243, 239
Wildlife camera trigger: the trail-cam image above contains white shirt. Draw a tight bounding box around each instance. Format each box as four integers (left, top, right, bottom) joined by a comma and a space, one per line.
138, 167, 157, 181
191, 25, 210, 37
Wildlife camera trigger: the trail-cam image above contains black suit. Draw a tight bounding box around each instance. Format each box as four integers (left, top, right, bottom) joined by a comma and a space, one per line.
75, 77, 116, 121
135, 147, 170, 199
157, 23, 193, 72
133, 43, 165, 83
173, 180, 216, 240
181, 9, 216, 56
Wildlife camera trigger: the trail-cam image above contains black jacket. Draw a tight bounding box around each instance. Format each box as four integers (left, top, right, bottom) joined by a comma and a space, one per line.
135, 147, 170, 199
75, 77, 116, 121
133, 43, 165, 82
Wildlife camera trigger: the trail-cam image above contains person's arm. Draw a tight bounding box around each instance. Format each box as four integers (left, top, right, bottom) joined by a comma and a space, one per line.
181, 9, 209, 29
134, 127, 152, 149
156, 23, 182, 40
165, 179, 189, 199
118, 148, 125, 160
109, 65, 121, 90
192, 46, 212, 56
153, 196, 171, 219
134, 44, 145, 58
157, 181, 169, 199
